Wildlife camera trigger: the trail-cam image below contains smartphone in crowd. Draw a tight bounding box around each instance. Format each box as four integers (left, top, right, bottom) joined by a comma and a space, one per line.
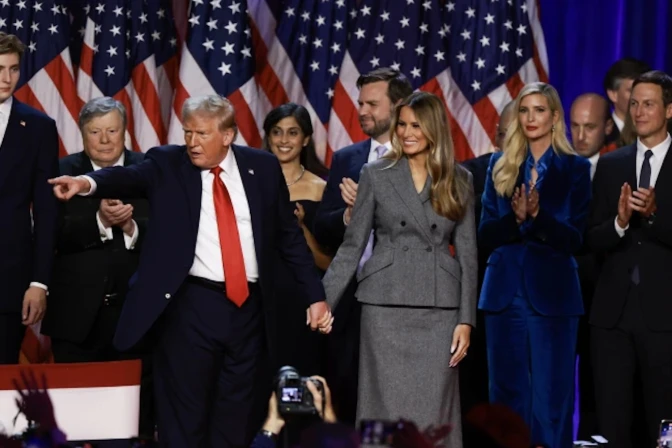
359, 419, 403, 447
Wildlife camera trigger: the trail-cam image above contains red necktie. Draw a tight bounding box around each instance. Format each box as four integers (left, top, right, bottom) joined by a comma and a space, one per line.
211, 166, 249, 307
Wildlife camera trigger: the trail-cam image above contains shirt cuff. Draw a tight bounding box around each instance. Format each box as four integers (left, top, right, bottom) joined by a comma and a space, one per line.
123, 219, 139, 250
29, 282, 48, 292
614, 216, 629, 237
96, 211, 113, 242
78, 175, 97, 196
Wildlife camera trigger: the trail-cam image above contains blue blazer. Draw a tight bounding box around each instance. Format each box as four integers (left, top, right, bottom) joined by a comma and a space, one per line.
478, 151, 591, 316
0, 99, 59, 312
86, 144, 325, 352
314, 139, 371, 251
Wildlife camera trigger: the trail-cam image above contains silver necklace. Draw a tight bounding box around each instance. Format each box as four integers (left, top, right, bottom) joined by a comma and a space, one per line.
286, 165, 305, 186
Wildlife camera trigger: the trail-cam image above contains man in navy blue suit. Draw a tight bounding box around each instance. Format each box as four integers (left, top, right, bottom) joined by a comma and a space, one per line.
50, 95, 333, 447
314, 67, 412, 424
0, 32, 59, 364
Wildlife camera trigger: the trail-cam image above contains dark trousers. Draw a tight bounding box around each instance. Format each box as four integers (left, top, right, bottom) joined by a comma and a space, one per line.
0, 312, 25, 364
485, 294, 578, 448
592, 285, 672, 448
51, 301, 155, 439
153, 279, 263, 448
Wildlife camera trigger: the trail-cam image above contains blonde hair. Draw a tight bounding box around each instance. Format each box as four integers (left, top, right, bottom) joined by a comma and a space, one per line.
386, 92, 471, 221
493, 82, 574, 197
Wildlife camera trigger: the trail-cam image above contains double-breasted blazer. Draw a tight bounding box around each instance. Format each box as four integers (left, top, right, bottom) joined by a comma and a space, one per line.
322, 157, 477, 326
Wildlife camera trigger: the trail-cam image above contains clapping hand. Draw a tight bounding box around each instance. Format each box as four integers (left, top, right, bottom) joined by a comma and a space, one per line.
526, 181, 539, 219
511, 184, 527, 225
629, 186, 656, 218
617, 183, 633, 228
307, 301, 334, 334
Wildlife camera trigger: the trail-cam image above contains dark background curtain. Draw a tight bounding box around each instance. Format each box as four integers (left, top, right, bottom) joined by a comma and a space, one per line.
541, 0, 672, 117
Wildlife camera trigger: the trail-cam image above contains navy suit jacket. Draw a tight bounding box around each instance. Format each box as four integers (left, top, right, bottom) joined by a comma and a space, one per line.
478, 151, 591, 316
0, 99, 59, 313
86, 144, 325, 352
314, 139, 371, 251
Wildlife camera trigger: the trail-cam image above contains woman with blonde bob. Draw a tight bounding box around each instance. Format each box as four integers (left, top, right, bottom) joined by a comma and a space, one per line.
478, 82, 591, 448
323, 91, 477, 446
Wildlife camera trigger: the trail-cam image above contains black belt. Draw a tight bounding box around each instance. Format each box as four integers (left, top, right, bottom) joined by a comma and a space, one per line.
186, 275, 225, 292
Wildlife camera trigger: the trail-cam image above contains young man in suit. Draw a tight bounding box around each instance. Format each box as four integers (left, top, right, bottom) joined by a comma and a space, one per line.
314, 67, 413, 424
49, 95, 332, 447
0, 32, 59, 364
589, 70, 672, 448
41, 97, 153, 437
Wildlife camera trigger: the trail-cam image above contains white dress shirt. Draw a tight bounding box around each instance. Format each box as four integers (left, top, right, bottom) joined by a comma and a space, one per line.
90, 152, 140, 250
612, 112, 625, 132
588, 153, 600, 180
0, 97, 47, 292
188, 149, 259, 282
615, 133, 671, 236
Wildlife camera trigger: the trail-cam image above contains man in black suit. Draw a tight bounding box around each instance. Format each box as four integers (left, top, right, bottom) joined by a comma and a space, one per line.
588, 70, 672, 448
0, 32, 59, 364
314, 67, 413, 424
41, 97, 153, 436
603, 58, 650, 145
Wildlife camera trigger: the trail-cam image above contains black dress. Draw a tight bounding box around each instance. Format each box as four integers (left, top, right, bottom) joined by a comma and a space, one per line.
273, 200, 326, 377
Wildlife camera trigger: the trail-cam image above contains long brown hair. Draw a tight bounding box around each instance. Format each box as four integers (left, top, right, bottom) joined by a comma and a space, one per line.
386, 92, 471, 221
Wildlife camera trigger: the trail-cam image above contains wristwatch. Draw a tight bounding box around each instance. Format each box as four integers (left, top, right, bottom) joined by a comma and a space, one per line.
259, 429, 278, 441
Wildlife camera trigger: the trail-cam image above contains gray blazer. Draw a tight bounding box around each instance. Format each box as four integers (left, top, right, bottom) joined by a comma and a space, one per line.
322, 157, 478, 326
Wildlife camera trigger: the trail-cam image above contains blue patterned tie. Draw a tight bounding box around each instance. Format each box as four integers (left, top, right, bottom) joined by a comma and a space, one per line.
357, 145, 387, 274
631, 149, 653, 285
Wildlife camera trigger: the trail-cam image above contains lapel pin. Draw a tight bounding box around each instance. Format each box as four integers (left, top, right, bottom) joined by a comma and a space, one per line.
20, 121, 25, 127
248, 169, 254, 175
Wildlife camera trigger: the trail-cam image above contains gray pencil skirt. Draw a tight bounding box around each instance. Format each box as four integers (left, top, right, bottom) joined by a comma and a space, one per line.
357, 303, 462, 448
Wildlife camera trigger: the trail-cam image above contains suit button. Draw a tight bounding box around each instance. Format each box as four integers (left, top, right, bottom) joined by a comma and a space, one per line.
638, 241, 642, 245
165, 293, 171, 299
431, 224, 437, 230
426, 247, 433, 252
401, 221, 406, 226
403, 246, 409, 251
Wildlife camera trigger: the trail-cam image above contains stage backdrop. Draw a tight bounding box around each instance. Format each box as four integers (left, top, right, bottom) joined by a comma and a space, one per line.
541, 0, 672, 118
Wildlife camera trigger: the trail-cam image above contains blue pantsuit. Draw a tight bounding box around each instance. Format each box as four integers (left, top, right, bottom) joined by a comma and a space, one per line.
478, 149, 591, 448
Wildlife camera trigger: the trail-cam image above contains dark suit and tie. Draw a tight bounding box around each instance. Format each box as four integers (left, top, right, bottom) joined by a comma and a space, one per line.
0, 97, 58, 364
53, 129, 327, 447
588, 136, 672, 447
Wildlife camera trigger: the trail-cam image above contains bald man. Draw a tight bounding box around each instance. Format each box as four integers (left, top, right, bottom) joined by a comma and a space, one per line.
570, 93, 615, 178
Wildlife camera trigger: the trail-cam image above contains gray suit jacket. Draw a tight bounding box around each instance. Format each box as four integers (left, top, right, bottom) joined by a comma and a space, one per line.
322, 157, 478, 326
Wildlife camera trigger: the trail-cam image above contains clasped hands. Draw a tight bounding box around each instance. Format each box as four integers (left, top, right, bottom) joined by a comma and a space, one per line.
617, 183, 656, 228
99, 199, 135, 235
307, 301, 334, 334
511, 181, 540, 225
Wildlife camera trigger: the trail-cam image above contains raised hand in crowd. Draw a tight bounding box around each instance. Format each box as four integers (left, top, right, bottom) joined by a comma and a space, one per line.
306, 375, 337, 423
48, 176, 92, 201
629, 186, 657, 218
617, 182, 633, 228
511, 184, 528, 225
99, 199, 135, 235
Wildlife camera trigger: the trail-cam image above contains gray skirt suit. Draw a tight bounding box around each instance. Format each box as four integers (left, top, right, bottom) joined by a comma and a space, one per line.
322, 157, 477, 446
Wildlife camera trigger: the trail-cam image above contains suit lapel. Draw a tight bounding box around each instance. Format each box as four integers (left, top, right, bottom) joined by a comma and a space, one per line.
75, 151, 95, 176
651, 142, 672, 203
232, 146, 263, 265
0, 100, 28, 187
351, 139, 371, 181
179, 151, 202, 236
388, 158, 432, 241
625, 144, 637, 190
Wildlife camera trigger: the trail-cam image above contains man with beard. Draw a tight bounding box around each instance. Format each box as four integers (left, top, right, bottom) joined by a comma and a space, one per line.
314, 67, 413, 424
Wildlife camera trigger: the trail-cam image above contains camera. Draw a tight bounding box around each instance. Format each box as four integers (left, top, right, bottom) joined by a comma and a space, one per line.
274, 366, 324, 416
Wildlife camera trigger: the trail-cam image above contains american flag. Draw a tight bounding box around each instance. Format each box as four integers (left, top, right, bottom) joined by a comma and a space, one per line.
77, 0, 179, 153
2, 0, 548, 363
167, 0, 264, 147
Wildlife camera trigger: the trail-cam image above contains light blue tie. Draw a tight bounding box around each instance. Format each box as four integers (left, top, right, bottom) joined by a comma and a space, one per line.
357, 145, 387, 274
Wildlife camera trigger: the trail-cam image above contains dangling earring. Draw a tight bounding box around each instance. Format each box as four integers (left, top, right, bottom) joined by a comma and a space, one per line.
551, 125, 555, 133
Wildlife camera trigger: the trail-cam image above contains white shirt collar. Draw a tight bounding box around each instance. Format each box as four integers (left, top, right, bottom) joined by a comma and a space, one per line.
636, 133, 672, 158
0, 96, 13, 121
611, 112, 624, 132
90, 151, 125, 171
588, 153, 600, 180
370, 138, 392, 154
